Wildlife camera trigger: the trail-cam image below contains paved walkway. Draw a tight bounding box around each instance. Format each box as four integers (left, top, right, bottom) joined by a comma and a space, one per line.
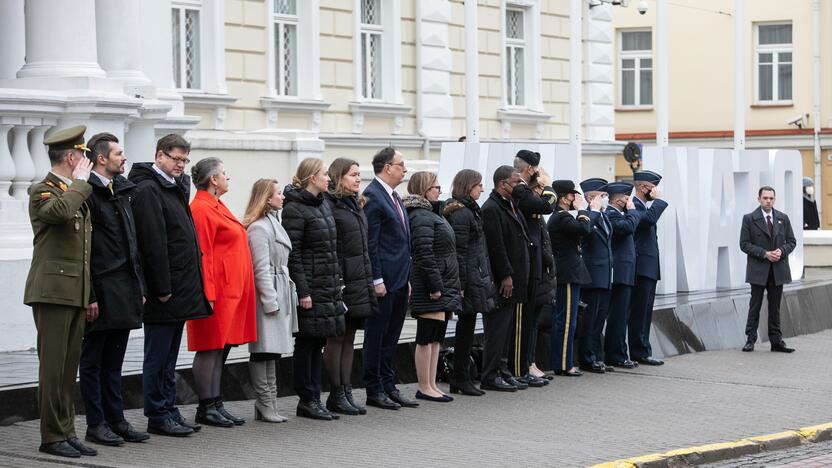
0, 330, 830, 467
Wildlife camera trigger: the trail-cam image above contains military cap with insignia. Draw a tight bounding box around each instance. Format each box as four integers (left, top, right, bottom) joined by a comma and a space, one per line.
606, 181, 634, 196
580, 177, 608, 193
516, 149, 541, 166
43, 125, 90, 153
633, 170, 662, 185
553, 179, 581, 195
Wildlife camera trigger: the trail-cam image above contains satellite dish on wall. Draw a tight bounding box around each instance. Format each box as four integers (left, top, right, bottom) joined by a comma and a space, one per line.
623, 142, 642, 172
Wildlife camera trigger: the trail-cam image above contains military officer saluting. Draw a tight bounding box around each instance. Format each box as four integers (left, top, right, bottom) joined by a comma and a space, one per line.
24, 125, 97, 458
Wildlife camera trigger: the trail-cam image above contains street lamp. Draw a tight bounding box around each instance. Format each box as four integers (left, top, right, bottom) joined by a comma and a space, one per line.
589, 0, 647, 14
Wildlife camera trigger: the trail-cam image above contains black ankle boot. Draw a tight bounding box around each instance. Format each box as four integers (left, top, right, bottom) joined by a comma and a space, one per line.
450, 379, 484, 396
214, 397, 245, 425
195, 399, 234, 427
326, 387, 360, 415
343, 385, 367, 415
296, 400, 332, 421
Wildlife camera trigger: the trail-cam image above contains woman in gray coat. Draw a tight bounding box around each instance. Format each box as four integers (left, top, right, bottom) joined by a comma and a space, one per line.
243, 178, 298, 423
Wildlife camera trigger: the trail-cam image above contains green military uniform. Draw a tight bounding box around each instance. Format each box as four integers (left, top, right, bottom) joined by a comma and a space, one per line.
23, 126, 93, 444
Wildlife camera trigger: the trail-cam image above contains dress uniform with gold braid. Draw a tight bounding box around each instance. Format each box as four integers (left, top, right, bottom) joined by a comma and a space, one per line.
23, 126, 94, 456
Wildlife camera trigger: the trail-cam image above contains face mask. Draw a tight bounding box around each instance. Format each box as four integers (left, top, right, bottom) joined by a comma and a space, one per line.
599, 196, 609, 210
644, 187, 654, 201
806, 186, 815, 196
511, 184, 525, 199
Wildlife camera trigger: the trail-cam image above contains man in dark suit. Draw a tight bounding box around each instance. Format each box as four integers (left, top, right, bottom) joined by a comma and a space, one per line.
80, 133, 149, 446
628, 170, 668, 366
510, 150, 554, 387
604, 182, 643, 369
362, 147, 419, 409
740, 186, 797, 353
480, 165, 531, 391
577, 178, 614, 374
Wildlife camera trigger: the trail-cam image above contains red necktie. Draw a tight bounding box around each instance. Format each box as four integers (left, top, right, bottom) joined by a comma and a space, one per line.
767, 215, 773, 235
392, 191, 406, 226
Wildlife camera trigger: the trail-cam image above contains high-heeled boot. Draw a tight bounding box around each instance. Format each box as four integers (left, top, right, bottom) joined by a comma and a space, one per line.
249, 361, 286, 423
326, 386, 359, 415
343, 385, 366, 415
265, 360, 287, 422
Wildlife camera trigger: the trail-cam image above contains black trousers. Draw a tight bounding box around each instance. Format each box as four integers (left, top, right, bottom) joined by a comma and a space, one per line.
506, 302, 533, 376
745, 268, 783, 344
362, 286, 408, 395
79, 329, 130, 427
143, 321, 184, 424
604, 284, 633, 364
628, 276, 657, 360
578, 288, 611, 366
293, 335, 326, 402
452, 314, 477, 383
481, 301, 514, 382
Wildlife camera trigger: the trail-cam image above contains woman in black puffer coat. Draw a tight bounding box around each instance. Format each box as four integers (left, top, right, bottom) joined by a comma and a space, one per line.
443, 169, 494, 396
322, 157, 378, 416
282, 158, 345, 421
405, 171, 461, 403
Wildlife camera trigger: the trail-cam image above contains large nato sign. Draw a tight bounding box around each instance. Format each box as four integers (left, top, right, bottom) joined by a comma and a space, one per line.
644, 146, 804, 294
437, 142, 581, 197
439, 142, 804, 295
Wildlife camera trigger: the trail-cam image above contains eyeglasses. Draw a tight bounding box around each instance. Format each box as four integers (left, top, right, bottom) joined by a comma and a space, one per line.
386, 161, 405, 168
162, 151, 190, 165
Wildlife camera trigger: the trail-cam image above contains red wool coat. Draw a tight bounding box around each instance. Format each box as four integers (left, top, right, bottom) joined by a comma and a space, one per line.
187, 190, 257, 351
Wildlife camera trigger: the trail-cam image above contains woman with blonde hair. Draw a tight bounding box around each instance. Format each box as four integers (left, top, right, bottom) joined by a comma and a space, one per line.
282, 158, 345, 420
322, 158, 378, 415
243, 179, 298, 423
403, 171, 461, 402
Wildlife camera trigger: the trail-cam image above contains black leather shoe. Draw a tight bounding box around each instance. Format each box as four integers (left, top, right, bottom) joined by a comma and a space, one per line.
111, 421, 150, 443
415, 390, 452, 402
171, 413, 201, 433
326, 387, 360, 415
480, 377, 517, 392
600, 362, 615, 372
609, 360, 637, 369
771, 342, 795, 353
343, 385, 367, 414
519, 374, 548, 387
85, 424, 124, 446
66, 437, 97, 456
39, 441, 81, 458
147, 418, 194, 437
504, 375, 528, 390
215, 399, 246, 425
387, 389, 419, 408
296, 400, 333, 420
366, 392, 401, 410
195, 402, 234, 428
579, 362, 606, 374
742, 341, 755, 352
450, 380, 485, 396
636, 357, 664, 366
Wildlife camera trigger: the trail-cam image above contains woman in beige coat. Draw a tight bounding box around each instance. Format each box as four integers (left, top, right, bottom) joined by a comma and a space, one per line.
243, 178, 298, 423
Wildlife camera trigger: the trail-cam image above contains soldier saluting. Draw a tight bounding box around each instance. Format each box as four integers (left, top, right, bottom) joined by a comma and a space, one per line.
23, 125, 98, 458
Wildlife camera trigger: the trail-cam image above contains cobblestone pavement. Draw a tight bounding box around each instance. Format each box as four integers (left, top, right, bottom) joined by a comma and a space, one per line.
0, 330, 830, 467
704, 440, 832, 467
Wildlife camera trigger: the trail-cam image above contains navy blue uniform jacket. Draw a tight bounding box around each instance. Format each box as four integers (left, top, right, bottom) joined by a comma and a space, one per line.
633, 197, 668, 281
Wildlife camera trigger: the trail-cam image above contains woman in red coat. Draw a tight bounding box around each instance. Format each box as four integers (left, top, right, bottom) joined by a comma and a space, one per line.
188, 157, 257, 427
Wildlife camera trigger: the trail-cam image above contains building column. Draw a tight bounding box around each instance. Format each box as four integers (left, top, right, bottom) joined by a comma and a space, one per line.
17, 0, 106, 78
0, 125, 14, 199
0, 0, 25, 80
95, 0, 152, 88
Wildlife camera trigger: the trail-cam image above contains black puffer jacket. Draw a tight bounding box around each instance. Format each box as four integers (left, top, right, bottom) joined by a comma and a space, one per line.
128, 163, 212, 323
444, 197, 495, 316
282, 185, 345, 338
405, 195, 462, 316
534, 217, 557, 306
324, 192, 378, 322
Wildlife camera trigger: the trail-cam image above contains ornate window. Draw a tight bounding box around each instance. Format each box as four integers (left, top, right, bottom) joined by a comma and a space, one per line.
359, 0, 383, 100
273, 0, 298, 96
172, 1, 201, 90
505, 8, 526, 107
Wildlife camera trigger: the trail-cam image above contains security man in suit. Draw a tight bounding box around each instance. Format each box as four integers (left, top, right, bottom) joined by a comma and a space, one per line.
23, 125, 98, 458
604, 182, 643, 369
510, 149, 554, 387
577, 178, 614, 374
740, 186, 796, 353
628, 170, 668, 366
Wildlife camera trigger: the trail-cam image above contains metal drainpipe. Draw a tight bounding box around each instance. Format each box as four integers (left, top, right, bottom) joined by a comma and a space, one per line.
813, 0, 823, 220
415, 0, 430, 161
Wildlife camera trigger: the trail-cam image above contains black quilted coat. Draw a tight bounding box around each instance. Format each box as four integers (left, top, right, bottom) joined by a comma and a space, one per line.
404, 195, 461, 316
282, 185, 345, 338
443, 197, 495, 316
324, 193, 378, 323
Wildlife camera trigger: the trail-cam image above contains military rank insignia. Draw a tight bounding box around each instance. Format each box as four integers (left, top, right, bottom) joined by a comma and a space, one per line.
40, 192, 52, 200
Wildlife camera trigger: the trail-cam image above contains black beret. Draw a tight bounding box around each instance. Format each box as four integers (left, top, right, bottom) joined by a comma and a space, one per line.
516, 149, 540, 166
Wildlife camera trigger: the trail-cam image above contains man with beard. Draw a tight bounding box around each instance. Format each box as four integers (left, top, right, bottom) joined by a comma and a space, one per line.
80, 133, 149, 447
510, 150, 554, 387
628, 171, 668, 366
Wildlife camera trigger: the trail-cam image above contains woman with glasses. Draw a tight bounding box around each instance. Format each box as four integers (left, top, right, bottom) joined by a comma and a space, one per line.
443, 170, 494, 396
403, 171, 461, 402
188, 157, 257, 427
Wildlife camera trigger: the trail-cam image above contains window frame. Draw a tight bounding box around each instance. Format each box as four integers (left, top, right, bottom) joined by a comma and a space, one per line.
505, 7, 527, 108
273, 4, 299, 97
352, 0, 402, 104
618, 28, 653, 109
172, 0, 203, 91
754, 22, 793, 105
501, 0, 543, 112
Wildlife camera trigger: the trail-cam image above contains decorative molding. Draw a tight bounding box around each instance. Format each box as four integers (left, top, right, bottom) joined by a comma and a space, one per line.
180, 91, 237, 130
349, 102, 412, 134
260, 97, 331, 130
498, 108, 552, 139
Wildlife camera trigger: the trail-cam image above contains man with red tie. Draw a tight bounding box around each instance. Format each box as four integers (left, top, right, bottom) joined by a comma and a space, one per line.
739, 186, 796, 353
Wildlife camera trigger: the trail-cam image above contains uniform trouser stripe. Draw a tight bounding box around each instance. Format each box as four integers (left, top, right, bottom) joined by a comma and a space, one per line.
514, 304, 521, 375
562, 284, 572, 370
